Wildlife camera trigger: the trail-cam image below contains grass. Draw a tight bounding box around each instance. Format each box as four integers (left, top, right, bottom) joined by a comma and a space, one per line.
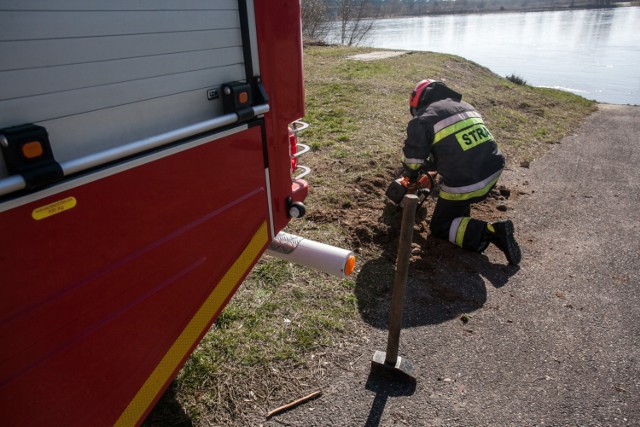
144, 45, 597, 426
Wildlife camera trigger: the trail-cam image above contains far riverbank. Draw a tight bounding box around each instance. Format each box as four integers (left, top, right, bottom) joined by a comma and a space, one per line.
373, 1, 640, 18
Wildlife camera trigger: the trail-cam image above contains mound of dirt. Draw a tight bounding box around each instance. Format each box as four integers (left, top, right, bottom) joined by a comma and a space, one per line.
307, 171, 522, 278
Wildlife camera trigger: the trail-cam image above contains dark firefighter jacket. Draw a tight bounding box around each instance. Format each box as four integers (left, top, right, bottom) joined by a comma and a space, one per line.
402, 96, 505, 201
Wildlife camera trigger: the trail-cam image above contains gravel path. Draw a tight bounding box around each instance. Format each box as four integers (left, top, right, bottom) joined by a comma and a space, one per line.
257, 104, 640, 427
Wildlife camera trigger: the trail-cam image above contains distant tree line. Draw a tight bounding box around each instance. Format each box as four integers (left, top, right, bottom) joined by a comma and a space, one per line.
302, 0, 617, 44
347, 0, 615, 16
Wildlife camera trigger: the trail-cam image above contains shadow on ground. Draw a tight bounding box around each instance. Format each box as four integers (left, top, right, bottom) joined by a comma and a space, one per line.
364, 372, 417, 427
355, 233, 519, 329
142, 380, 192, 427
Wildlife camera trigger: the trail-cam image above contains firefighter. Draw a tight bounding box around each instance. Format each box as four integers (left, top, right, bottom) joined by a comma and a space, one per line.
402, 79, 521, 265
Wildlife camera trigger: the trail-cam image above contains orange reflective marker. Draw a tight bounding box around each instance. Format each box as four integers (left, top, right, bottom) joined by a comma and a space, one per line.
22, 141, 44, 159
238, 91, 249, 104
344, 255, 356, 276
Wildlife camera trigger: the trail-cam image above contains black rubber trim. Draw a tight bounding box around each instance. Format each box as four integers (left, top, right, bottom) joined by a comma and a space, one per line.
237, 0, 255, 82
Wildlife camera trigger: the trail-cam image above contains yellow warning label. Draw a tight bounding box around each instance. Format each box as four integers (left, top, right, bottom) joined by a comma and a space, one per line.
32, 197, 77, 220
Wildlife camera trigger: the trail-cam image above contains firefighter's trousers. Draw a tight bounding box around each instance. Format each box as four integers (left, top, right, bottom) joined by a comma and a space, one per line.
429, 195, 490, 252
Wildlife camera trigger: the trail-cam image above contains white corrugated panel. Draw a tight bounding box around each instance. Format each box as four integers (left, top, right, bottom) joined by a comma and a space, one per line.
0, 0, 251, 177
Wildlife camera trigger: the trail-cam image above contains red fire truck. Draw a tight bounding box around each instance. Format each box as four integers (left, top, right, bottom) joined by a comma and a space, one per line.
0, 2, 354, 425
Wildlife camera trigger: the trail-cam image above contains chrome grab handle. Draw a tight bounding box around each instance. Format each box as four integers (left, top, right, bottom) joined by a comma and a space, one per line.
291, 120, 309, 132
293, 165, 311, 180
293, 143, 310, 158
0, 104, 270, 198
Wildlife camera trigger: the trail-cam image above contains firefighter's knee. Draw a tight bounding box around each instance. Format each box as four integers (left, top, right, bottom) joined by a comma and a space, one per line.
429, 218, 449, 239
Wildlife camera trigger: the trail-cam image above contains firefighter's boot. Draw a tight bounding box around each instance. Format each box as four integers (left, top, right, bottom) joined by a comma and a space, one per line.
487, 220, 521, 265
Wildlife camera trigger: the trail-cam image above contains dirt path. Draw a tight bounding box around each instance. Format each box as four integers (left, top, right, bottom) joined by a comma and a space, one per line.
257, 104, 640, 426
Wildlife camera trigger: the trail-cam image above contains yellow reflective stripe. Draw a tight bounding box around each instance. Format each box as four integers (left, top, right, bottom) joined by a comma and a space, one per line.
433, 117, 484, 145
455, 217, 471, 247
402, 156, 424, 167
434, 111, 482, 133
402, 156, 424, 170
440, 174, 500, 201
405, 163, 422, 170
115, 221, 269, 427
442, 169, 502, 195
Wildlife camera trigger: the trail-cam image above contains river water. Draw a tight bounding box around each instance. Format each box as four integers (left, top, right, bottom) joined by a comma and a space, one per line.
335, 7, 640, 105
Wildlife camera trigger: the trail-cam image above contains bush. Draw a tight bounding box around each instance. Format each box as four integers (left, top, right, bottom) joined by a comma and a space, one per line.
506, 74, 527, 85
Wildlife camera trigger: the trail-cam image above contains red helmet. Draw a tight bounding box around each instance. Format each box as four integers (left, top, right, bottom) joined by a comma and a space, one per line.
409, 79, 436, 115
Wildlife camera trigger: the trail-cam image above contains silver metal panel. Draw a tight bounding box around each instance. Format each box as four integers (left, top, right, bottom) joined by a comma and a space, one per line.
0, 1, 262, 182
0, 0, 238, 10
0, 10, 239, 39
0, 29, 242, 72
40, 85, 238, 163
1, 47, 244, 101
1, 64, 245, 127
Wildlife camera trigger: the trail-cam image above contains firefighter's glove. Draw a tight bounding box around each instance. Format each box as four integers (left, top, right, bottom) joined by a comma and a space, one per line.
423, 155, 437, 173
422, 171, 435, 191
402, 165, 420, 183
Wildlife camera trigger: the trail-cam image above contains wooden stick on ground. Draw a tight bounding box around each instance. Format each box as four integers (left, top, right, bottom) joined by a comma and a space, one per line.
266, 390, 323, 418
